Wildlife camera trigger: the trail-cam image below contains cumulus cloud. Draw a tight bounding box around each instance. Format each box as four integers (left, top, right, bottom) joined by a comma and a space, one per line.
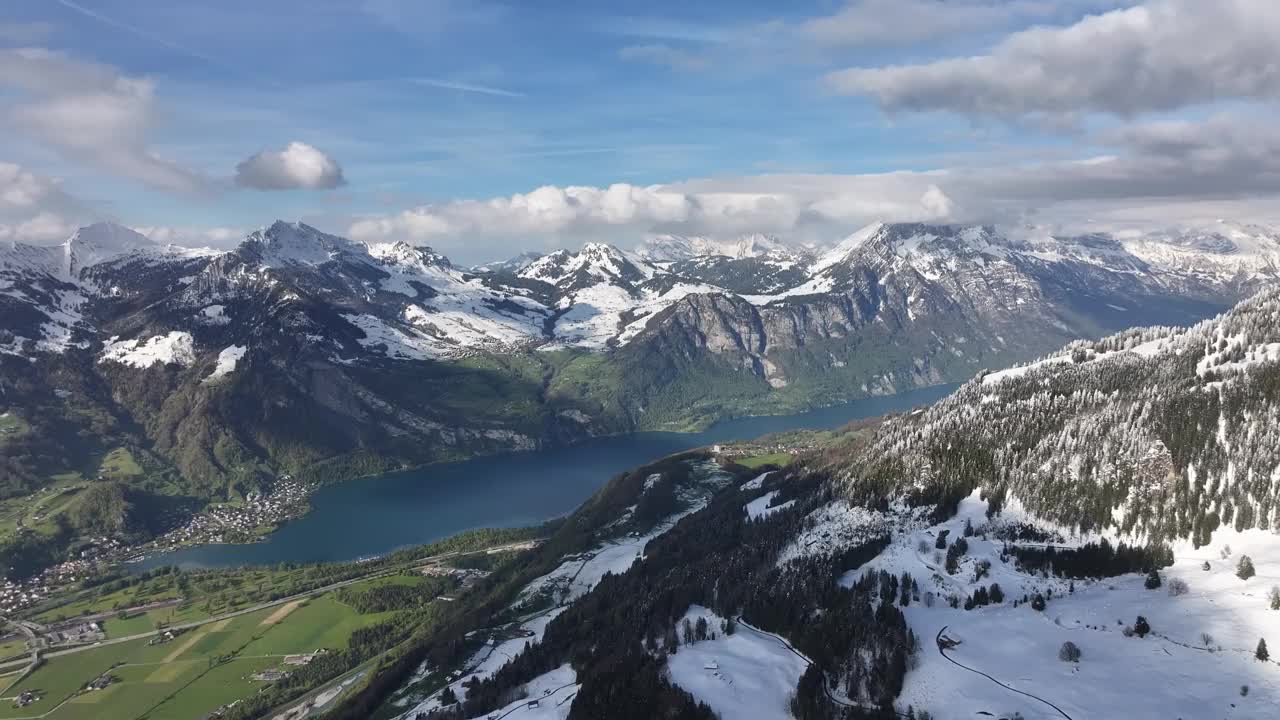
2, 212, 77, 243
344, 113, 1280, 259
234, 142, 346, 191
804, 0, 1132, 47
347, 178, 955, 254
0, 162, 68, 211
826, 0, 1280, 117
0, 161, 94, 243
0, 48, 211, 194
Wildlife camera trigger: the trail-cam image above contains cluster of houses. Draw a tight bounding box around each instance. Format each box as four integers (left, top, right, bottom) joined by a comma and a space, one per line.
0, 538, 123, 614
148, 478, 310, 548
711, 440, 813, 459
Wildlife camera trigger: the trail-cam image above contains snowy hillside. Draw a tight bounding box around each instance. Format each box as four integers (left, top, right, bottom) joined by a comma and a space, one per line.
856, 491, 1280, 719
847, 286, 1280, 541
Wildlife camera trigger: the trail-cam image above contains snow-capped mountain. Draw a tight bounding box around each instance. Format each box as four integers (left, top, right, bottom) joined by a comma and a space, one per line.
1, 223, 216, 357
2, 218, 1276, 500
635, 232, 806, 262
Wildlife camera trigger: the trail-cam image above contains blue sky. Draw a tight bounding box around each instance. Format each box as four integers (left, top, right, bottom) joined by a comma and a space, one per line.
2, 0, 1279, 261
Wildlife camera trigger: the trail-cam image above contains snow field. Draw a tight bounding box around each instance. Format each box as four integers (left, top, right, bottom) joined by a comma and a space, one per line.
745, 490, 795, 520
846, 490, 1280, 719
667, 605, 809, 720
99, 331, 196, 368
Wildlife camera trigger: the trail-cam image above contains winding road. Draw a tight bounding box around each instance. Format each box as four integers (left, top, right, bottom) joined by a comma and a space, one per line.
934, 625, 1074, 720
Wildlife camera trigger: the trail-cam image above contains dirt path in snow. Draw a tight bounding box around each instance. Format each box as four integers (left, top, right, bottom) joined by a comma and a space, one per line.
935, 625, 1074, 720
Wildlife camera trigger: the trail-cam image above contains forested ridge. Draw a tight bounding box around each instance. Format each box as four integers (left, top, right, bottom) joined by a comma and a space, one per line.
841, 287, 1280, 543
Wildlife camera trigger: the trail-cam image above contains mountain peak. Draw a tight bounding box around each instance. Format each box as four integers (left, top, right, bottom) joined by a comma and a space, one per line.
367, 240, 453, 271
240, 220, 366, 268
63, 222, 156, 277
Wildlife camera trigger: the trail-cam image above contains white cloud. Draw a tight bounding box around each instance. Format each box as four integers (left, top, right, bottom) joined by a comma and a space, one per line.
0, 161, 94, 243
234, 142, 346, 191
826, 0, 1280, 117
803, 0, 1133, 47
0, 162, 67, 211
345, 113, 1280, 258
0, 48, 211, 194
346, 178, 954, 254
11, 212, 76, 242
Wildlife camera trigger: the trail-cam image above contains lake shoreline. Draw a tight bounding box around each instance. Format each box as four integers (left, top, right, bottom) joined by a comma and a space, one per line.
133, 383, 959, 572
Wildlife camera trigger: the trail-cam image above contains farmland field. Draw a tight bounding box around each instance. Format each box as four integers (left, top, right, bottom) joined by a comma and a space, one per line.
0, 586, 393, 720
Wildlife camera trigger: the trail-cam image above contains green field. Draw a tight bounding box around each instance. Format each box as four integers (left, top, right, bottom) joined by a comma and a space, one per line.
735, 452, 796, 469
0, 587, 393, 720
96, 448, 143, 480
0, 478, 85, 539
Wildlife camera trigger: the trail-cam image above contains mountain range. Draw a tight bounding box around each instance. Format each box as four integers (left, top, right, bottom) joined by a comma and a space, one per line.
2, 219, 1277, 503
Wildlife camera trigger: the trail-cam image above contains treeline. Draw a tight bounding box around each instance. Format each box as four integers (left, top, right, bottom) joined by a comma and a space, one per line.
1010, 539, 1174, 579
336, 576, 456, 614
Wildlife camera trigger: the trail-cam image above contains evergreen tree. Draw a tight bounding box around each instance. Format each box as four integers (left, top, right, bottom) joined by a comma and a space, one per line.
694, 617, 708, 642
1257, 638, 1269, 662
1144, 570, 1162, 590
989, 583, 1004, 603
1238, 555, 1257, 580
